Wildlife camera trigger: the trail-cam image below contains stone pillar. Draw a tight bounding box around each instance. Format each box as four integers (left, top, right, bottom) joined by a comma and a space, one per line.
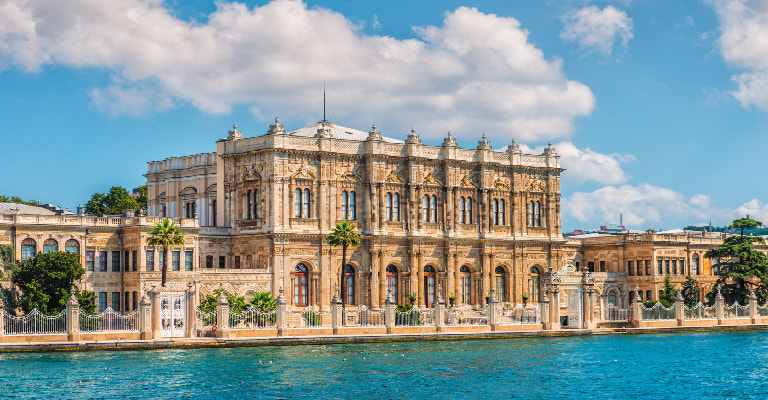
370, 250, 379, 309
276, 289, 288, 337
385, 290, 396, 334
215, 291, 230, 339
715, 288, 725, 325
378, 251, 386, 308
446, 188, 453, 236
632, 289, 643, 327
549, 284, 560, 329
675, 291, 685, 327
139, 294, 152, 340
435, 290, 446, 332
481, 252, 490, 306
66, 289, 80, 342
377, 183, 385, 231
417, 252, 425, 307
409, 251, 417, 306
447, 252, 456, 301
185, 285, 196, 338
331, 295, 343, 335
540, 288, 551, 330
488, 288, 500, 331
749, 290, 758, 324
583, 286, 595, 329
150, 288, 162, 339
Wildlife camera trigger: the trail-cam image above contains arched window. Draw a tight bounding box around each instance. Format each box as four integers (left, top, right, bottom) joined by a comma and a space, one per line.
529, 266, 540, 303
252, 189, 259, 219
499, 199, 506, 225
528, 201, 535, 226
21, 238, 36, 261
535, 201, 541, 227
692, 254, 699, 275
43, 239, 58, 254
295, 189, 302, 218
385, 193, 393, 221
460, 266, 471, 304
423, 195, 429, 222
393, 193, 400, 221
424, 265, 436, 307
495, 266, 506, 302
492, 199, 499, 226
430, 195, 437, 222
349, 191, 356, 220
294, 264, 309, 306
713, 260, 720, 275
211, 200, 217, 226
344, 265, 355, 305
341, 191, 348, 219
386, 265, 398, 302
303, 188, 311, 218
65, 239, 79, 254
608, 291, 617, 306
459, 197, 466, 224
645, 290, 652, 301
466, 197, 472, 224
246, 190, 253, 219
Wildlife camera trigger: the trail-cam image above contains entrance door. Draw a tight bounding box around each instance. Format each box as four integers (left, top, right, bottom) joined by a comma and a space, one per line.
566, 288, 583, 329
160, 295, 185, 337
424, 266, 436, 308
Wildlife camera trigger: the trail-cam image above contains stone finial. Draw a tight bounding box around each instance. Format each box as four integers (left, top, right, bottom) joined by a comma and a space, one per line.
405, 125, 421, 144
477, 134, 491, 150
314, 122, 334, 138
67, 287, 79, 306
543, 140, 558, 156
367, 124, 382, 141
675, 290, 684, 301
227, 123, 242, 140
489, 287, 497, 303
436, 286, 444, 304
267, 117, 286, 135
385, 288, 395, 304
507, 138, 521, 154
442, 131, 457, 147
750, 289, 757, 300
276, 286, 286, 304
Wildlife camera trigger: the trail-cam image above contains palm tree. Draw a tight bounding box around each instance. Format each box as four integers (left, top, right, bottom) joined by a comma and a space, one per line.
146, 218, 184, 287
326, 221, 361, 323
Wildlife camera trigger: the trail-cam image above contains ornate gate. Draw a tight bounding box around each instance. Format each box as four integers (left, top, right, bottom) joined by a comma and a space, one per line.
567, 287, 583, 329
160, 295, 185, 338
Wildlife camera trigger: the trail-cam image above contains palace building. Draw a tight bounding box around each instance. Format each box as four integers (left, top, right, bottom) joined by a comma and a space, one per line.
0, 119, 743, 325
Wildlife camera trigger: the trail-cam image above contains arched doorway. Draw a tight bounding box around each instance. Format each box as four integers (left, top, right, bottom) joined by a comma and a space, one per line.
494, 266, 506, 302
460, 266, 471, 304
294, 264, 309, 306
529, 266, 541, 303
343, 265, 355, 305
424, 265, 436, 308
386, 265, 398, 303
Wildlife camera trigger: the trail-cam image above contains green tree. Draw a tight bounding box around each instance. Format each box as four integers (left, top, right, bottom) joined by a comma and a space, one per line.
199, 289, 248, 313
146, 218, 184, 287
0, 195, 38, 206
11, 251, 95, 314
705, 216, 768, 305
250, 291, 276, 313
658, 275, 677, 308
680, 276, 701, 307
135, 185, 148, 216
326, 221, 361, 320
85, 186, 138, 216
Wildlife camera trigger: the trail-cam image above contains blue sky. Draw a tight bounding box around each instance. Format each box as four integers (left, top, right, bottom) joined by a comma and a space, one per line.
1, 0, 767, 231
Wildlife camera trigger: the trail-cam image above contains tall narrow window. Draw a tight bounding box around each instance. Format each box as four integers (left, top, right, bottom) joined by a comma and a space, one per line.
43, 239, 58, 254
65, 239, 79, 254
295, 189, 302, 218
185, 251, 193, 271
21, 238, 36, 261
459, 197, 466, 223
344, 265, 355, 305
99, 251, 107, 271
341, 191, 348, 220
294, 264, 309, 306
664, 259, 670, 275
528, 201, 535, 226
99, 292, 107, 312
636, 260, 643, 276
692, 254, 699, 275
302, 188, 311, 218
495, 266, 506, 302
172, 251, 180, 271
466, 197, 472, 224
386, 265, 398, 302
535, 201, 541, 227
85, 251, 95, 271
246, 190, 252, 219
112, 292, 121, 312
132, 250, 137, 271
424, 265, 436, 307
146, 250, 154, 272
385, 193, 393, 221
657, 260, 663, 275
529, 267, 540, 303
393, 193, 400, 221
460, 266, 471, 304
423, 195, 429, 222
671, 260, 677, 275
211, 200, 217, 226
492, 199, 499, 226
628, 261, 635, 276
252, 189, 259, 219
430, 195, 437, 222
112, 251, 120, 272
645, 260, 651, 276
499, 199, 506, 225
679, 260, 685, 275
645, 290, 652, 301
349, 191, 356, 220
205, 255, 213, 269
608, 291, 617, 306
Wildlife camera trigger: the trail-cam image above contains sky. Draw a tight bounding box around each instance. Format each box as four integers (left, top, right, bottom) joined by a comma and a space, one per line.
1, 0, 768, 232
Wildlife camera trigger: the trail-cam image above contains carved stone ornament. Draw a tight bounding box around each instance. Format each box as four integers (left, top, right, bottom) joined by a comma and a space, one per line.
442, 131, 458, 147
267, 117, 286, 135
543, 266, 561, 284
367, 124, 382, 141
291, 165, 315, 180
527, 178, 546, 192
423, 172, 442, 186
507, 139, 521, 154
385, 170, 407, 184
542, 141, 558, 156
227, 123, 242, 140
494, 177, 511, 191
460, 174, 478, 188
476, 134, 491, 150
405, 126, 421, 144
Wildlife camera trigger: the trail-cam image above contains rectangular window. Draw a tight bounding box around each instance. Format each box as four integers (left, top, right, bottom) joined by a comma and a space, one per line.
235, 256, 241, 269
99, 292, 107, 312
146, 250, 154, 271
158, 250, 165, 270
599, 261, 606, 272
112, 292, 120, 311
664, 259, 670, 275
679, 260, 685, 275
172, 251, 180, 271
219, 256, 226, 269
124, 251, 130, 271
636, 260, 643, 276
671, 260, 677, 275
587, 262, 595, 272
645, 260, 651, 276
99, 251, 107, 271
85, 251, 95, 271
185, 251, 193, 271
575, 261, 580, 271
628, 261, 634, 276
132, 250, 138, 271
657, 260, 663, 275
206, 255, 213, 269
133, 292, 138, 310
111, 251, 120, 272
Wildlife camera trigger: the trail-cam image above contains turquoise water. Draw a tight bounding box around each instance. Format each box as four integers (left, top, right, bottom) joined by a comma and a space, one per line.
2, 331, 767, 399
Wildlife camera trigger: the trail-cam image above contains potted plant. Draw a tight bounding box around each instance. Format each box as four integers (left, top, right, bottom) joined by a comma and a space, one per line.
448, 292, 456, 307
522, 292, 529, 306
409, 291, 417, 305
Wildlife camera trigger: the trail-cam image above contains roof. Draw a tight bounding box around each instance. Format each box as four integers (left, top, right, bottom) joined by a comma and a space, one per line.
287, 122, 404, 144
0, 203, 56, 215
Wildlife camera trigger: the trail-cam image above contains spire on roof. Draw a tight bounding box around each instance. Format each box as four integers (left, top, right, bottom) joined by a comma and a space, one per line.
267, 117, 286, 135
442, 130, 457, 147
367, 124, 382, 141
405, 125, 421, 144
227, 123, 242, 140
477, 134, 491, 150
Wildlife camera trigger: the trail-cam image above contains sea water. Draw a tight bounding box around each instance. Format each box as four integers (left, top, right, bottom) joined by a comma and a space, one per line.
1, 331, 766, 399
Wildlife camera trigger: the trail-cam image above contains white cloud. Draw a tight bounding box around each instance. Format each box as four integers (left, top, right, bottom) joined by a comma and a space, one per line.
713, 0, 768, 111
0, 0, 595, 142
560, 5, 633, 56
512, 141, 633, 185
734, 198, 768, 224
91, 82, 174, 117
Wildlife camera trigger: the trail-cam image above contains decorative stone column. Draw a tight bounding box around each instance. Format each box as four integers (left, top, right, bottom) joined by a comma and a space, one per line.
715, 287, 725, 325
540, 287, 550, 330
435, 288, 446, 332
749, 290, 758, 324
139, 294, 152, 340
149, 288, 162, 340
632, 289, 643, 327
549, 284, 560, 330
331, 294, 343, 335
488, 288, 500, 331
276, 288, 288, 337
675, 291, 685, 326
385, 290, 396, 334
215, 291, 230, 339
481, 252, 490, 306
66, 289, 80, 342
185, 283, 196, 338
582, 273, 596, 329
